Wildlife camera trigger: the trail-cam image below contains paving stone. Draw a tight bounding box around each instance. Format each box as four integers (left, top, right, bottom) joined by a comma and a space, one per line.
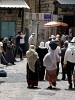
0, 58, 75, 100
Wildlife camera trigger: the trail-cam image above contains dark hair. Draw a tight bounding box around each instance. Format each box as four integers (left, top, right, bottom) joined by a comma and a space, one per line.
64, 41, 68, 48
49, 40, 57, 50
18, 31, 22, 34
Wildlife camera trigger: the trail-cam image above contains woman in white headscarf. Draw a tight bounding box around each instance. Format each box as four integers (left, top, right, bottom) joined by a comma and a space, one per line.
43, 40, 60, 89
26, 45, 40, 88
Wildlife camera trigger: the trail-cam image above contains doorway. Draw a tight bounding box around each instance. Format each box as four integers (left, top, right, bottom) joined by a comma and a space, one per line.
0, 22, 16, 39
63, 15, 75, 34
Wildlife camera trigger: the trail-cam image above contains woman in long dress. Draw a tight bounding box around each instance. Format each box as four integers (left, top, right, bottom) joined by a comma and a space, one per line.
36, 42, 48, 81
43, 40, 60, 89
26, 45, 40, 88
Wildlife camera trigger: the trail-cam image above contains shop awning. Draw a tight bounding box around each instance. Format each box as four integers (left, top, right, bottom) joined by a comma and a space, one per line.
0, 0, 30, 9
57, 0, 75, 4
55, 0, 75, 10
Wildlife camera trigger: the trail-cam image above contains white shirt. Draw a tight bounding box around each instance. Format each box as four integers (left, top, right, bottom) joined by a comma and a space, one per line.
28, 35, 36, 46
20, 34, 25, 44
43, 50, 60, 70
55, 46, 61, 55
64, 46, 75, 64
69, 28, 72, 38
45, 41, 51, 52
0, 42, 3, 53
61, 34, 66, 42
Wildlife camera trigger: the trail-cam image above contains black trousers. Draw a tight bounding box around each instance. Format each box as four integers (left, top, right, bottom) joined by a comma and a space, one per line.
61, 63, 66, 79
14, 46, 23, 59
57, 62, 59, 76
66, 61, 75, 85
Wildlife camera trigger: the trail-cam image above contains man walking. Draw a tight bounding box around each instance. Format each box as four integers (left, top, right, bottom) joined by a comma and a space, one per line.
14, 31, 23, 60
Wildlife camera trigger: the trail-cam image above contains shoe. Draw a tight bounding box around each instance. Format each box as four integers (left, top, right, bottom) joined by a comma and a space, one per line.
48, 86, 52, 89
52, 82, 56, 86
6, 63, 12, 66
68, 84, 72, 89
30, 85, 35, 89
11, 63, 16, 65
20, 58, 24, 61
74, 84, 75, 88
27, 85, 31, 89
14, 60, 18, 62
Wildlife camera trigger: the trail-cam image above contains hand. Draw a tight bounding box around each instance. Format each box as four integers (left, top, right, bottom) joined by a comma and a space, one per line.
63, 64, 66, 69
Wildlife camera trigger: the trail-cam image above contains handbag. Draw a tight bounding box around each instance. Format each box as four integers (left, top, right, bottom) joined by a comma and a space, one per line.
0, 70, 7, 77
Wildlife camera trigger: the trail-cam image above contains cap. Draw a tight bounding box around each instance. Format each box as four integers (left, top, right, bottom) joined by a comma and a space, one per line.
32, 33, 35, 35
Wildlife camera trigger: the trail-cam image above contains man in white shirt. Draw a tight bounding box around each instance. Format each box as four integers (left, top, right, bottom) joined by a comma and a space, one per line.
28, 33, 36, 47
20, 32, 26, 54
45, 37, 52, 52
64, 37, 75, 89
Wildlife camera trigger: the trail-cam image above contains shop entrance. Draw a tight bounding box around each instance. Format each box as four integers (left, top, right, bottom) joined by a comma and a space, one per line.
63, 15, 75, 36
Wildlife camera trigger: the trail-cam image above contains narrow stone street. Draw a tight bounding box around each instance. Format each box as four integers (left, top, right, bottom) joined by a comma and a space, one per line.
0, 58, 75, 100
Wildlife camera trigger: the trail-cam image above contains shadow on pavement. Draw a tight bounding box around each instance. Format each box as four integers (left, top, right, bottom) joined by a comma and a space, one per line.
0, 81, 6, 84
27, 87, 41, 89
46, 87, 61, 91
65, 88, 75, 91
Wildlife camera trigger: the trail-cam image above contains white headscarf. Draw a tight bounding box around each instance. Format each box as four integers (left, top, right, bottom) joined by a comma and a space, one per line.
68, 37, 75, 48
39, 42, 46, 49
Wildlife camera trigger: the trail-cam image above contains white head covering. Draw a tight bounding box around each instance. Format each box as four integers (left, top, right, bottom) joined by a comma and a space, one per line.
39, 42, 46, 49
56, 34, 60, 38
68, 37, 75, 48
26, 45, 39, 72
32, 33, 35, 36
51, 35, 55, 39
71, 37, 75, 43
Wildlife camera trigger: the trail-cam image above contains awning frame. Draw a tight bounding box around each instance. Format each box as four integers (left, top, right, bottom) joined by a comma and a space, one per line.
0, 0, 30, 9
54, 0, 75, 10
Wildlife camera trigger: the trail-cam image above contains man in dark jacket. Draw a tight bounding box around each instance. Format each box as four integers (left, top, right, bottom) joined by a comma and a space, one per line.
14, 31, 23, 60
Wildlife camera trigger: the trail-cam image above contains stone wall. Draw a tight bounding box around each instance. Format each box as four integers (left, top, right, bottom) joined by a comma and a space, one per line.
36, 0, 55, 13
26, 0, 35, 13
0, 8, 22, 34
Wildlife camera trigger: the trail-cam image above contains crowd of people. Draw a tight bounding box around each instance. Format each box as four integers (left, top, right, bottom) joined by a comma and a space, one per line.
26, 33, 75, 90
0, 31, 25, 66
0, 31, 75, 90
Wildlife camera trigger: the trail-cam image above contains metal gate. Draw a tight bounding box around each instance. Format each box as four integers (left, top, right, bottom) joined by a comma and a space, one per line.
0, 22, 15, 38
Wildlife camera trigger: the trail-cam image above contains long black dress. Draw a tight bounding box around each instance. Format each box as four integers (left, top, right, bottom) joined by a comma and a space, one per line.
36, 48, 48, 81
26, 59, 40, 88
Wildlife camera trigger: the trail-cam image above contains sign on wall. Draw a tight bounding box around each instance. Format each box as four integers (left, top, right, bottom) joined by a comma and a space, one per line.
44, 14, 52, 20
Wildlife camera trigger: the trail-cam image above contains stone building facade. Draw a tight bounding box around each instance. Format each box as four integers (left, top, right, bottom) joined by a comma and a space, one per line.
24, 0, 58, 46
0, 8, 23, 39
35, 0, 55, 13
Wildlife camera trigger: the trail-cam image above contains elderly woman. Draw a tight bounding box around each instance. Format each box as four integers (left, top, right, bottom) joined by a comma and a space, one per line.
43, 40, 60, 89
26, 45, 40, 89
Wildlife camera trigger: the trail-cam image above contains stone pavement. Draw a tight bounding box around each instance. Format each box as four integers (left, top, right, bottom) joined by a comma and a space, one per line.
0, 58, 75, 100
